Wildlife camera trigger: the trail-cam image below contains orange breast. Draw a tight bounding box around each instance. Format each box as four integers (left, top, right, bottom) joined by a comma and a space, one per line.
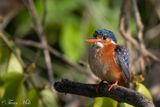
101, 44, 124, 84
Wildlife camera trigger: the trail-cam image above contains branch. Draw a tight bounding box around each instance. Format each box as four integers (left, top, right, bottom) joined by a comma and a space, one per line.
132, 0, 160, 62
119, 0, 160, 76
119, 0, 139, 48
145, 23, 160, 42
23, 0, 54, 83
15, 38, 93, 77
54, 79, 155, 107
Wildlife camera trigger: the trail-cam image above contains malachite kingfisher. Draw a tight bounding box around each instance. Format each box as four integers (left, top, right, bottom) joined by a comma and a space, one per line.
86, 29, 130, 91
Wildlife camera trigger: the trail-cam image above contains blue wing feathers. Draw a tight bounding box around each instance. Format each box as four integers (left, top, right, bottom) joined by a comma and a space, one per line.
115, 45, 130, 81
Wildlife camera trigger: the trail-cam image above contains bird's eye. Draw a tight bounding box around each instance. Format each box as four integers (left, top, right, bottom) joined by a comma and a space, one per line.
103, 36, 106, 40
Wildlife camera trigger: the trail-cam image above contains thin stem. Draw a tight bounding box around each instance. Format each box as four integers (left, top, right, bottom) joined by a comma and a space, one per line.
23, 0, 54, 84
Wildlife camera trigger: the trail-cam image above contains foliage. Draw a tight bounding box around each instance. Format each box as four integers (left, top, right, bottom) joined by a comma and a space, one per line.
92, 97, 118, 107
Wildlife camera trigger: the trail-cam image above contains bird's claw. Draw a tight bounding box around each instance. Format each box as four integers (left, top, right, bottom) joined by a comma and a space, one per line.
96, 80, 104, 93
108, 81, 118, 91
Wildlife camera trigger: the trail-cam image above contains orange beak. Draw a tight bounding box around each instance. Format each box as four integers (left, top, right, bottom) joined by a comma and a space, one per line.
85, 38, 101, 43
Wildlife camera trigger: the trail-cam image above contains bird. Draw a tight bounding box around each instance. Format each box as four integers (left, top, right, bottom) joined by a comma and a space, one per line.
86, 29, 130, 91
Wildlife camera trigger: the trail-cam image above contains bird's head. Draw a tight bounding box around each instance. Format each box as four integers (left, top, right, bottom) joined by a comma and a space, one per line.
86, 29, 117, 48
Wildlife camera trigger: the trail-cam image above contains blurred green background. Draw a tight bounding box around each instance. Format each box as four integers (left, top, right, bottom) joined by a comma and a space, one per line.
0, 0, 160, 107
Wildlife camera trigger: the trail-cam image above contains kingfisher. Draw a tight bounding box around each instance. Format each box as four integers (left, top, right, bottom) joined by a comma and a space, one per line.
86, 29, 130, 91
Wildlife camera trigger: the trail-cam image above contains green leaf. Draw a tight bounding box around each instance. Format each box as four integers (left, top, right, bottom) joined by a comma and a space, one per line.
93, 97, 118, 107
0, 33, 24, 75
40, 89, 58, 107
0, 40, 11, 76
135, 82, 153, 100
14, 9, 32, 37
119, 103, 134, 107
7, 52, 23, 73
26, 88, 39, 107
46, 0, 81, 24
60, 19, 84, 61
0, 78, 5, 98
1, 72, 23, 107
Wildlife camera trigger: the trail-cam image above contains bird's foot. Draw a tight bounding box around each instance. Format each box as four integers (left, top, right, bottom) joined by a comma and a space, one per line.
96, 80, 105, 93
108, 81, 118, 91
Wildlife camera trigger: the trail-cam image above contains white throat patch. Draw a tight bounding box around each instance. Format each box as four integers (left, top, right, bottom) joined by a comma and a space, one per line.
111, 40, 116, 44
95, 42, 104, 48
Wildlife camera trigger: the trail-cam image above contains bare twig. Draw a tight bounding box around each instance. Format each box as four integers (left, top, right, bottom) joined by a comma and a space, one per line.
132, 0, 160, 62
15, 38, 42, 48
132, 0, 144, 44
54, 79, 155, 107
119, 0, 139, 48
132, 0, 147, 72
23, 0, 54, 83
119, 0, 160, 76
15, 38, 94, 77
145, 23, 160, 41
0, 32, 25, 67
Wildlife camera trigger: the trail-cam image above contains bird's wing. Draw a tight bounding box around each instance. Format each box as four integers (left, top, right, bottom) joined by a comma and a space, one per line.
115, 45, 130, 81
